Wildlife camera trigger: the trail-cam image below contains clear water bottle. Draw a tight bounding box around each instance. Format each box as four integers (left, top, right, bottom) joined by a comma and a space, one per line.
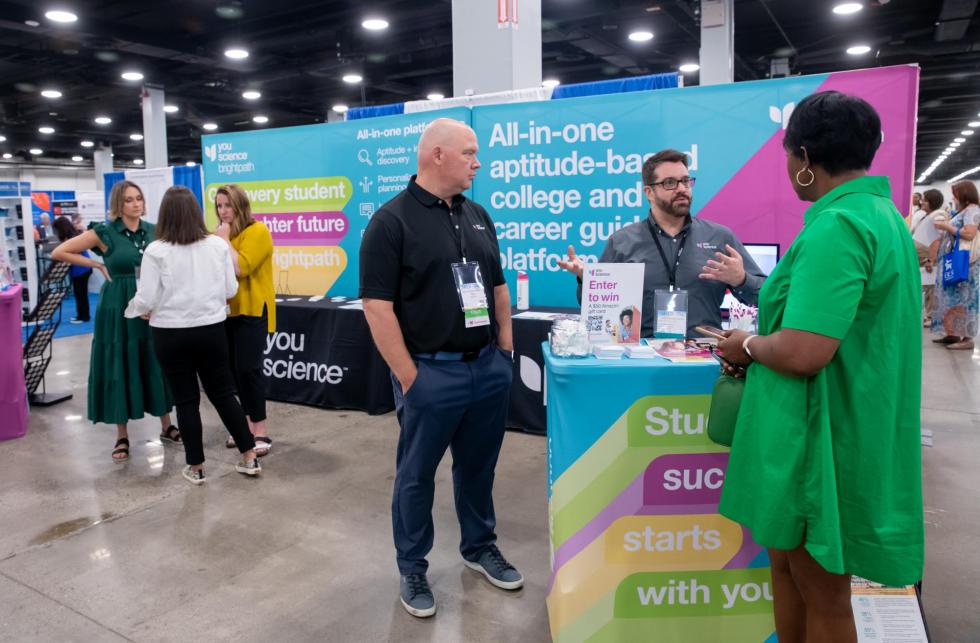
516, 270, 529, 310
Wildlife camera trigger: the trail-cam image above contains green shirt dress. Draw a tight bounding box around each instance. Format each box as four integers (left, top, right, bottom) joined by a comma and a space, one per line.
87, 219, 173, 424
719, 176, 924, 587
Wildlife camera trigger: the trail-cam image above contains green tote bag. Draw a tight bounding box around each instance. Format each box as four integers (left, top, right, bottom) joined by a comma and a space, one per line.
707, 374, 744, 447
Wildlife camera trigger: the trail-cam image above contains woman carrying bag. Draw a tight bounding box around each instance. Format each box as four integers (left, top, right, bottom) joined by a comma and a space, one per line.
716, 92, 923, 643
930, 180, 980, 350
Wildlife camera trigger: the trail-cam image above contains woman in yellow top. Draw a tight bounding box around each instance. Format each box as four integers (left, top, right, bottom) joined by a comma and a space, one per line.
214, 184, 277, 456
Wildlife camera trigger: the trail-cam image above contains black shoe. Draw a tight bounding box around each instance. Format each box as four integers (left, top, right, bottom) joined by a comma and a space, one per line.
399, 573, 435, 618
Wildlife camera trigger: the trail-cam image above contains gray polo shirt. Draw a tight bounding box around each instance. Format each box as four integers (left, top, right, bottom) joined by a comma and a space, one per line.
580, 212, 766, 337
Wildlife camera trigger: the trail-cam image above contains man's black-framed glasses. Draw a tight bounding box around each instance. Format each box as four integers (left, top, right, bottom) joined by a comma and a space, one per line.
649, 177, 696, 191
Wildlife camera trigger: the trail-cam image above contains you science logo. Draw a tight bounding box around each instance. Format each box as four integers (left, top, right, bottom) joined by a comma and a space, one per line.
204, 142, 254, 174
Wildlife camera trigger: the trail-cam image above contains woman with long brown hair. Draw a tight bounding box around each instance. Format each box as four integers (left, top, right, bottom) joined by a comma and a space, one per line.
214, 184, 276, 456
52, 180, 177, 462
930, 180, 980, 350
126, 186, 260, 484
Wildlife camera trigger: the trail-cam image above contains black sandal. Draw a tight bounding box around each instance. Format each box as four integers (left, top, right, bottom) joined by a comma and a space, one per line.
159, 425, 181, 444
112, 438, 130, 463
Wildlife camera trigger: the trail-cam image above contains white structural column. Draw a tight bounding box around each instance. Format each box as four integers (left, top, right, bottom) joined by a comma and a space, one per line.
93, 145, 114, 190
451, 0, 542, 96
141, 85, 168, 168
700, 0, 734, 86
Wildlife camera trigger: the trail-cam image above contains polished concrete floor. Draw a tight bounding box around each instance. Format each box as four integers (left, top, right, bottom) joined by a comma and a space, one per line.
0, 332, 976, 642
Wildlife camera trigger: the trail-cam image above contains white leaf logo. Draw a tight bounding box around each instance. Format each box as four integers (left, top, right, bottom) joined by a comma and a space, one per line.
519, 355, 542, 393
769, 103, 796, 129
769, 105, 781, 124
781, 102, 795, 128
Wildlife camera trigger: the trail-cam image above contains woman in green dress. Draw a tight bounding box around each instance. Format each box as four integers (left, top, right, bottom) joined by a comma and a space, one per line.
52, 180, 177, 461
716, 92, 923, 642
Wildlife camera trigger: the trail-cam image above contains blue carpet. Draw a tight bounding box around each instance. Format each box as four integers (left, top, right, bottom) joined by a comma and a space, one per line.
52, 292, 97, 339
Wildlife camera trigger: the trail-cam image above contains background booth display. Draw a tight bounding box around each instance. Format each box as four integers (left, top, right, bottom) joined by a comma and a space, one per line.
103, 165, 204, 224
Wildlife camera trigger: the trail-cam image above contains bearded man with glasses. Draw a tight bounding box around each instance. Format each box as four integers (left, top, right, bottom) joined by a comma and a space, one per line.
559, 148, 766, 337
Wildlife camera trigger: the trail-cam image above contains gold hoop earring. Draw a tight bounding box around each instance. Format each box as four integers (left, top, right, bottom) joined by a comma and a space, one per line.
796, 166, 815, 187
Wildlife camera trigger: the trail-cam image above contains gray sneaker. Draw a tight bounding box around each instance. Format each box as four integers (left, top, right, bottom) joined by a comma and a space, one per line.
235, 457, 262, 476
464, 544, 524, 590
399, 573, 436, 618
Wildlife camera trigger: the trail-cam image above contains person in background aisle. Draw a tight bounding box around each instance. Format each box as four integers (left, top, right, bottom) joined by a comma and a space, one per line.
52, 216, 92, 323
72, 212, 86, 233
908, 192, 924, 227
912, 189, 947, 327
931, 180, 980, 350
125, 186, 261, 485
213, 184, 276, 457
716, 91, 923, 643
361, 118, 521, 619
52, 180, 177, 463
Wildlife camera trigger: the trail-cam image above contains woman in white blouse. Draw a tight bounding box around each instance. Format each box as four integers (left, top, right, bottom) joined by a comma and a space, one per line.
126, 186, 261, 485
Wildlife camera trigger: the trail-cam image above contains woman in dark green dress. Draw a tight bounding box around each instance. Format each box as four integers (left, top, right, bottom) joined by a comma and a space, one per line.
52, 180, 177, 461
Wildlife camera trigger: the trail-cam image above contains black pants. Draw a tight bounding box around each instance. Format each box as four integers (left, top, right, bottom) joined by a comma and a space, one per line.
152, 322, 255, 466
226, 308, 269, 423
71, 272, 91, 321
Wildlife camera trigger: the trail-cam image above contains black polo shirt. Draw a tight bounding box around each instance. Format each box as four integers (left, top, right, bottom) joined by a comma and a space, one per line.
359, 176, 506, 354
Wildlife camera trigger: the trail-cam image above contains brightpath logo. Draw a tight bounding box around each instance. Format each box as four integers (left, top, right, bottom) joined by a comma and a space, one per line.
205, 141, 255, 175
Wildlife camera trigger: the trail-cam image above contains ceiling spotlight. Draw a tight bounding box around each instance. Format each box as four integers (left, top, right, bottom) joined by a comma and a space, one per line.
962, 130, 974, 135
130, 133, 143, 141
242, 90, 261, 100
832, 3, 863, 15
134, 159, 144, 165
38, 126, 55, 134
332, 104, 349, 113
164, 104, 179, 113
542, 79, 561, 88
41, 89, 62, 98
628, 31, 654, 42
2, 153, 11, 159
679, 63, 700, 73
94, 115, 112, 125
846, 45, 872, 55
80, 140, 94, 147
426, 93, 445, 101
951, 142, 961, 147
362, 18, 389, 31
25, 20, 40, 27
71, 155, 83, 162
224, 47, 249, 60
970, 122, 980, 128
185, 161, 197, 167
121, 71, 144, 81
954, 137, 966, 143
342, 74, 363, 84
45, 10, 78, 23
0, 135, 5, 142
252, 115, 269, 124
29, 148, 43, 155
202, 122, 219, 131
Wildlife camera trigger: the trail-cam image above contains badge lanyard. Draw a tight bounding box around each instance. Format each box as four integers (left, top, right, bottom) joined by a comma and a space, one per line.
648, 219, 689, 338
123, 225, 147, 280
447, 201, 490, 328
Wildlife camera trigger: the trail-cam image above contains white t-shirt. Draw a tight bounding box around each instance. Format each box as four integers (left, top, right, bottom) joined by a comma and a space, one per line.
910, 208, 943, 247
125, 235, 238, 328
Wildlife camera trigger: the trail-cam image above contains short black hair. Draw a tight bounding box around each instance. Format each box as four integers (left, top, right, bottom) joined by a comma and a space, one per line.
642, 149, 689, 186
922, 189, 944, 211
783, 91, 882, 175
620, 307, 633, 322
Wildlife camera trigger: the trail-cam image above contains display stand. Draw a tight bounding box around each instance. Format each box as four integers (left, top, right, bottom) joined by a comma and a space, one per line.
23, 259, 72, 406
0, 284, 29, 440
0, 184, 38, 317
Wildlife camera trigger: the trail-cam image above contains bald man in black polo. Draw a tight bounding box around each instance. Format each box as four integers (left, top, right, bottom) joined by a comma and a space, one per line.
360, 118, 523, 618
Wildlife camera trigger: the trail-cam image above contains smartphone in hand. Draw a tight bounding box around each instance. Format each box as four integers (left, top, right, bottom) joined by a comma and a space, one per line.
695, 325, 726, 340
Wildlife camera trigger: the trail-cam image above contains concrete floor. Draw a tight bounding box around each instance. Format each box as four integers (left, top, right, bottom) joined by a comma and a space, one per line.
0, 332, 976, 642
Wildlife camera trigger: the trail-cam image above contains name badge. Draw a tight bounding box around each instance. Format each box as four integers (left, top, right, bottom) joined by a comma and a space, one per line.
654, 289, 688, 338
451, 261, 490, 328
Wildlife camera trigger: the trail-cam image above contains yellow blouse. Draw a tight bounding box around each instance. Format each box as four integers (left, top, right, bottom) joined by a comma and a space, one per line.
229, 221, 276, 332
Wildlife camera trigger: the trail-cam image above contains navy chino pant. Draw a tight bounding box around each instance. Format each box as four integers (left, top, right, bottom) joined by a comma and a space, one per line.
390, 343, 514, 575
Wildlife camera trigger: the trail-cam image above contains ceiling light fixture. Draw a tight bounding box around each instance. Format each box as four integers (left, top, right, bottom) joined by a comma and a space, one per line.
41, 89, 62, 98
242, 90, 261, 100
954, 137, 966, 143
185, 161, 197, 167
71, 155, 83, 162
951, 142, 961, 147
342, 74, 363, 84
832, 3, 863, 15
164, 105, 179, 113
962, 130, 974, 135
362, 18, 389, 31
628, 31, 654, 42
121, 71, 144, 81
38, 126, 55, 134
130, 133, 143, 141
80, 140, 94, 147
948, 165, 980, 182
45, 10, 78, 23
94, 115, 112, 125
679, 63, 700, 73
224, 47, 249, 59
29, 148, 43, 155
25, 20, 40, 27
134, 159, 144, 165
252, 115, 269, 124
542, 79, 561, 88
332, 104, 349, 113
2, 153, 11, 159
846, 44, 872, 55
970, 121, 980, 128
0, 135, 5, 142
426, 93, 444, 101
202, 122, 219, 131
